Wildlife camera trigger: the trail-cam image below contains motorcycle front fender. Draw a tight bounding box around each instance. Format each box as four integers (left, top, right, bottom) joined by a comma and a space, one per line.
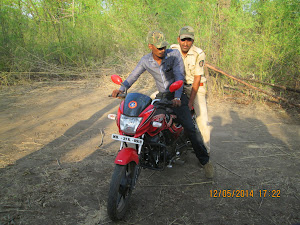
114, 147, 139, 165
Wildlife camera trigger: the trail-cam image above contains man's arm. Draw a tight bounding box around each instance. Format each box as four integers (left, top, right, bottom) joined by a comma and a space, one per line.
117, 59, 146, 93
172, 50, 185, 99
188, 75, 201, 109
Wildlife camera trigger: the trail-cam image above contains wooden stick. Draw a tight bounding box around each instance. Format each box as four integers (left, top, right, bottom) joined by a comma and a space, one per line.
0, 209, 36, 213
241, 77, 300, 94
216, 162, 242, 178
0, 71, 102, 77
140, 181, 213, 187
98, 129, 104, 147
205, 63, 300, 108
240, 154, 286, 160
56, 158, 62, 169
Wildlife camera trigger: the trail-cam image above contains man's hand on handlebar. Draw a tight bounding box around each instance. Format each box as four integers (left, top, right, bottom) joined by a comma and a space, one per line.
111, 89, 123, 98
172, 98, 181, 107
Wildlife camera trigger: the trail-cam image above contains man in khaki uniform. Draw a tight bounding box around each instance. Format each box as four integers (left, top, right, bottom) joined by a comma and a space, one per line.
170, 26, 211, 154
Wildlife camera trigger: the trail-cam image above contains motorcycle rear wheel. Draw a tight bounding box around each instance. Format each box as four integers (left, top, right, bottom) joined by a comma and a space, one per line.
107, 162, 137, 221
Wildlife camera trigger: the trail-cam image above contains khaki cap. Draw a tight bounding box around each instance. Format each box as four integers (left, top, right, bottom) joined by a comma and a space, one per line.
147, 30, 169, 48
179, 26, 195, 40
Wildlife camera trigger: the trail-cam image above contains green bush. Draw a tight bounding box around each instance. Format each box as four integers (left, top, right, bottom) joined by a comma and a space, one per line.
0, 0, 299, 88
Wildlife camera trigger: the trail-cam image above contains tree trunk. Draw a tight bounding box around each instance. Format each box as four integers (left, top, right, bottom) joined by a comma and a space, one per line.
211, 0, 231, 65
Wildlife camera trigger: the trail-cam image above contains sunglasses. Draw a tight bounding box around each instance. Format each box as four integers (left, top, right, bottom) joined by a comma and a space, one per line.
180, 38, 193, 42
157, 46, 166, 50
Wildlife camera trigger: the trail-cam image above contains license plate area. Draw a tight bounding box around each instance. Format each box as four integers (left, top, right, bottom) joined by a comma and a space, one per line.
112, 134, 144, 145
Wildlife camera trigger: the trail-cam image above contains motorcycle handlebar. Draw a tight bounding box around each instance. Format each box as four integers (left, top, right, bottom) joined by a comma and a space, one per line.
108, 93, 126, 98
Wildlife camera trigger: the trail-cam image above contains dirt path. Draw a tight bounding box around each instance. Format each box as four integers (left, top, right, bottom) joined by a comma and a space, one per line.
0, 77, 299, 225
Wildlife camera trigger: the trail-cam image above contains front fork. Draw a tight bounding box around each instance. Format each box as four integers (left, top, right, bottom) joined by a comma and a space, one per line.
114, 138, 144, 189
114, 134, 144, 165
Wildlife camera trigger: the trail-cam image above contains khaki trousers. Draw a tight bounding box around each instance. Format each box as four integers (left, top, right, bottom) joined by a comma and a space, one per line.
184, 84, 211, 153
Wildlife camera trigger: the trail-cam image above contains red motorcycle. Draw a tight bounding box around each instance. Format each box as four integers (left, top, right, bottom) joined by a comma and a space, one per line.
107, 75, 190, 221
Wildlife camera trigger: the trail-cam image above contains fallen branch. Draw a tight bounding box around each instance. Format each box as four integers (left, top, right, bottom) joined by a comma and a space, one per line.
73, 199, 87, 211
206, 63, 300, 108
272, 144, 298, 158
248, 205, 277, 225
56, 158, 62, 169
241, 77, 300, 94
169, 218, 180, 225
258, 196, 264, 209
0, 209, 36, 213
1, 71, 102, 76
21, 141, 43, 145
140, 181, 213, 187
135, 213, 154, 224
293, 193, 300, 201
216, 162, 242, 178
98, 129, 105, 147
240, 154, 286, 160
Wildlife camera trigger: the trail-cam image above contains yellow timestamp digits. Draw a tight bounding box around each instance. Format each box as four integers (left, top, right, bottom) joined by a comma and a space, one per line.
210, 189, 254, 198
210, 189, 281, 198
259, 189, 280, 198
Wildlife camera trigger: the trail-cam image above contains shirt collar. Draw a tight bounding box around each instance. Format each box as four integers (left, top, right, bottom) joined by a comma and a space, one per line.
186, 45, 194, 55
148, 53, 168, 63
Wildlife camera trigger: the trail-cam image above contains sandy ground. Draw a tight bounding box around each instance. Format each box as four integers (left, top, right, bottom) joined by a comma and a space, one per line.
0, 76, 299, 225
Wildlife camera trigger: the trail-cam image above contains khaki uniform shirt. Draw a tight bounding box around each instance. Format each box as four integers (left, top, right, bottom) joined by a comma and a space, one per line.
170, 44, 206, 84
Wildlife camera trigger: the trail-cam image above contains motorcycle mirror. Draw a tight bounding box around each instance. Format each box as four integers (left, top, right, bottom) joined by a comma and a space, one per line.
111, 75, 123, 85
169, 80, 183, 92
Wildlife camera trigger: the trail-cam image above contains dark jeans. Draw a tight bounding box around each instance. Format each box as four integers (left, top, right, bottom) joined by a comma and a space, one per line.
156, 92, 209, 165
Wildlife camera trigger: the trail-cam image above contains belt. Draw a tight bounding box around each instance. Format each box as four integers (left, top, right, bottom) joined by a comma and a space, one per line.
184, 83, 204, 86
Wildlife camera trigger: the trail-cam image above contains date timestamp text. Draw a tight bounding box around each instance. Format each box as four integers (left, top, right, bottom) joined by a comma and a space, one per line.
210, 189, 281, 198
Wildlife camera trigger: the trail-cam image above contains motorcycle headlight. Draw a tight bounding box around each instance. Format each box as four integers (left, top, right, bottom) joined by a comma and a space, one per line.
120, 114, 142, 134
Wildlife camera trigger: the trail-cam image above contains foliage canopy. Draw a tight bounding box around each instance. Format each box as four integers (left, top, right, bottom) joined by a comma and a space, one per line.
0, 0, 299, 87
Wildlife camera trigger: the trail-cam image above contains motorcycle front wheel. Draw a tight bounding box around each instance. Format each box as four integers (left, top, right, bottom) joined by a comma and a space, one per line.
107, 162, 137, 221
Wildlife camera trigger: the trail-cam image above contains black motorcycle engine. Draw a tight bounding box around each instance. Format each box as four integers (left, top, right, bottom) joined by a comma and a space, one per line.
140, 132, 175, 170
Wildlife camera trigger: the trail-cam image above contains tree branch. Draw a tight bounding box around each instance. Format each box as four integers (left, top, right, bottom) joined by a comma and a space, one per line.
206, 63, 300, 108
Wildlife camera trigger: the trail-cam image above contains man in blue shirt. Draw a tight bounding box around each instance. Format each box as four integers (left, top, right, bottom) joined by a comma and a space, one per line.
111, 30, 214, 178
